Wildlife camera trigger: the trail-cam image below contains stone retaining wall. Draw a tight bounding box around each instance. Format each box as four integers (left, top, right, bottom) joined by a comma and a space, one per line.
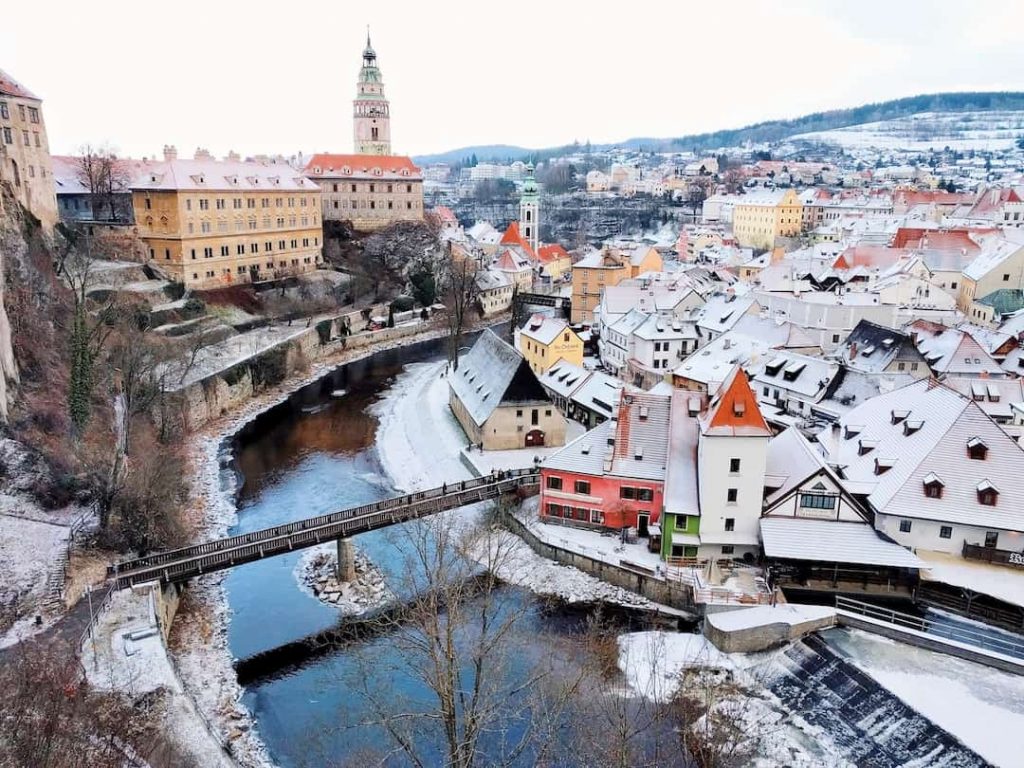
705, 612, 837, 653
503, 510, 696, 612
174, 320, 436, 429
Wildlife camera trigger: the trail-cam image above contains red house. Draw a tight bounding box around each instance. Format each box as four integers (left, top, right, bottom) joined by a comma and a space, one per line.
539, 391, 671, 537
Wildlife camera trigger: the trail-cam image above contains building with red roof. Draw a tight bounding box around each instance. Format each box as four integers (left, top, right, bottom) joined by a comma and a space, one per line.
304, 152, 423, 231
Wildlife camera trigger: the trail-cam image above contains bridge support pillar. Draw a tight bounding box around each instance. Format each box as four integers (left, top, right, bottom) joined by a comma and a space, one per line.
336, 537, 356, 582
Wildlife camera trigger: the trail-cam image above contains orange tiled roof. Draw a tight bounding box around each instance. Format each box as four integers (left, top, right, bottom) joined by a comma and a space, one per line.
537, 243, 570, 264
702, 368, 770, 436
303, 153, 421, 178
499, 221, 535, 259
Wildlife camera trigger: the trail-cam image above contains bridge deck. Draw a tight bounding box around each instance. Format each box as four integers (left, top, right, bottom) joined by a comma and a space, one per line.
108, 469, 539, 589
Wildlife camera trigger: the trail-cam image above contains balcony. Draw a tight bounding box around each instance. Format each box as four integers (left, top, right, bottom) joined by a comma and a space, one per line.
962, 542, 1024, 569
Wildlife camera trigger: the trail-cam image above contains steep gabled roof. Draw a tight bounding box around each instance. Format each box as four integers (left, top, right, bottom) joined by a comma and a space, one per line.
499, 221, 536, 259
700, 366, 770, 437
449, 330, 550, 425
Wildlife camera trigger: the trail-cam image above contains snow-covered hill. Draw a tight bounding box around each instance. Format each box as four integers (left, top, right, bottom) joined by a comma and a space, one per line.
791, 110, 1024, 151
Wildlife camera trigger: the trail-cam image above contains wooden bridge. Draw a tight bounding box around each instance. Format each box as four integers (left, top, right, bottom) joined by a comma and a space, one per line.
107, 469, 540, 589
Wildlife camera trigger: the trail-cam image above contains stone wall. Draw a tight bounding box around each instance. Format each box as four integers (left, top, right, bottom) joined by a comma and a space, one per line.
503, 510, 696, 612
704, 611, 837, 653
174, 318, 437, 430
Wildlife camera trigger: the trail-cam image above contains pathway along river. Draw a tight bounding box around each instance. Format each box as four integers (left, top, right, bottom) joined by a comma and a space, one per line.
220, 332, 673, 768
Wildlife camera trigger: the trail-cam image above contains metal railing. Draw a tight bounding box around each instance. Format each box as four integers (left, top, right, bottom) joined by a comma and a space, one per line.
109, 470, 539, 589
835, 596, 1024, 659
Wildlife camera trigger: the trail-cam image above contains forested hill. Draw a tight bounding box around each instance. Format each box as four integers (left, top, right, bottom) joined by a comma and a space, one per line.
412, 91, 1024, 164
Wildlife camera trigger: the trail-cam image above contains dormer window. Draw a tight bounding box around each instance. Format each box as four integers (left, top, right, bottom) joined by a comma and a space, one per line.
634, 446, 644, 461
977, 480, 999, 506
732, 400, 746, 417
858, 438, 878, 456
638, 406, 649, 421
314, 166, 321, 174
891, 410, 909, 425
844, 424, 863, 440
967, 437, 988, 460
923, 472, 944, 498
903, 420, 923, 436
874, 457, 895, 475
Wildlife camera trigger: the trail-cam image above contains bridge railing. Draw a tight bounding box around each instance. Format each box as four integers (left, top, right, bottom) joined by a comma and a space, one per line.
108, 469, 539, 578
111, 471, 539, 589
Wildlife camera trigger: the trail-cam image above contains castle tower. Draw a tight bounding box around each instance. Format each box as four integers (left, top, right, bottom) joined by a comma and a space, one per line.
353, 31, 392, 155
519, 162, 540, 254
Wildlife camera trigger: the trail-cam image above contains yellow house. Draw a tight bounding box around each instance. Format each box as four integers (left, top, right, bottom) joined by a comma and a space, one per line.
958, 237, 1024, 313
571, 244, 663, 323
732, 189, 802, 250
516, 314, 584, 374
133, 147, 323, 289
536, 243, 573, 281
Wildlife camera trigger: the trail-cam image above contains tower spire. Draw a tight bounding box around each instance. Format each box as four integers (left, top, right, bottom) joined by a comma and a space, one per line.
366, 25, 371, 48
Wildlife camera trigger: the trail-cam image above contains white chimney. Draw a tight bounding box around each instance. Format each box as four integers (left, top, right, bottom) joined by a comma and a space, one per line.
162, 145, 178, 161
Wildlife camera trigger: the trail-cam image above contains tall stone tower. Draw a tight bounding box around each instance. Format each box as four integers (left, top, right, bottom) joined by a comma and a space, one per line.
519, 162, 540, 253
353, 31, 392, 155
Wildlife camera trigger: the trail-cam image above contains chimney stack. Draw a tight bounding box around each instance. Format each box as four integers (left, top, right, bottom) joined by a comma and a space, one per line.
163, 145, 178, 162
194, 147, 212, 160
226, 150, 240, 162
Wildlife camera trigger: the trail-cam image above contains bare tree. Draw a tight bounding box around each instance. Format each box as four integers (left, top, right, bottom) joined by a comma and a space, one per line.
438, 243, 479, 371
0, 640, 158, 767
75, 144, 132, 222
343, 512, 583, 768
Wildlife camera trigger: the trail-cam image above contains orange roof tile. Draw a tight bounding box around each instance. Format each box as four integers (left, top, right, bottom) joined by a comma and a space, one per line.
499, 221, 535, 259
537, 243, 570, 264
702, 367, 770, 437
0, 69, 40, 100
303, 153, 421, 178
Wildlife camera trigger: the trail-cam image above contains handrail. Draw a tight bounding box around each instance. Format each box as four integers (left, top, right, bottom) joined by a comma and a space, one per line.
835, 596, 1024, 659
110, 471, 539, 589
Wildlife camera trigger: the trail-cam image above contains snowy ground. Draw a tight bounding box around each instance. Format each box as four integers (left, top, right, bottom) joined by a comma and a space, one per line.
617, 631, 855, 768
826, 626, 1024, 768
919, 549, 1024, 609
460, 420, 586, 476
792, 109, 1024, 151
82, 587, 236, 768
0, 508, 71, 645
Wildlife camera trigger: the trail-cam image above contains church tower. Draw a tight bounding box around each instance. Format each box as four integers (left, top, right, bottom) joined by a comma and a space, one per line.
519, 162, 540, 253
353, 31, 392, 155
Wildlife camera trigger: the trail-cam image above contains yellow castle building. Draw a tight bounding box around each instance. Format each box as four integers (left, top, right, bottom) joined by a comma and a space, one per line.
132, 147, 323, 289
732, 188, 802, 250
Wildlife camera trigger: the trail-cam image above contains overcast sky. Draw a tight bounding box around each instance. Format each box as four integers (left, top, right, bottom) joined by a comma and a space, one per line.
4, 0, 1023, 160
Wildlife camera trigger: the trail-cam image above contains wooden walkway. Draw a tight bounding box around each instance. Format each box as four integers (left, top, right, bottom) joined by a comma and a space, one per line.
107, 469, 539, 589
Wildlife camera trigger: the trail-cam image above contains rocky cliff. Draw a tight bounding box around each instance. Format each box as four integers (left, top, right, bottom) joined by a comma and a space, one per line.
0, 188, 20, 423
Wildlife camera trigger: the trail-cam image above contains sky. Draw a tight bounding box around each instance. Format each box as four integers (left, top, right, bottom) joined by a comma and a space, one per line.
3, 0, 1023, 160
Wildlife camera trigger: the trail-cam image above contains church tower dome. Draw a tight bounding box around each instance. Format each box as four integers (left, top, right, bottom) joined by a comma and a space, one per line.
353, 29, 392, 155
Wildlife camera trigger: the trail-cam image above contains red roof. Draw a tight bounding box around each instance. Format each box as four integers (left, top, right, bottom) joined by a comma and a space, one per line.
537, 244, 570, 264
836, 245, 911, 270
303, 153, 421, 178
0, 69, 40, 100
702, 368, 770, 437
499, 222, 535, 259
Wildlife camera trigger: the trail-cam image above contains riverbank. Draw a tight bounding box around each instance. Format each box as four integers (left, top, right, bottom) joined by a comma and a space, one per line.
167, 319, 494, 767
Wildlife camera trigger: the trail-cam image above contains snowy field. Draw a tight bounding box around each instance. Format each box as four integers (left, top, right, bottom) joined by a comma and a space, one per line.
0, 511, 70, 644
792, 109, 1024, 151
826, 626, 1024, 767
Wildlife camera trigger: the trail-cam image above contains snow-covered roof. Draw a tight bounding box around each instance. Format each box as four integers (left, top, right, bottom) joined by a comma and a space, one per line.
817, 379, 1024, 531
632, 314, 696, 342
838, 320, 921, 374
910, 323, 1005, 376
539, 361, 590, 400
449, 330, 548, 426
663, 390, 701, 515
963, 237, 1024, 281
694, 293, 757, 335
569, 372, 624, 418
475, 268, 511, 291
521, 314, 572, 346
542, 391, 670, 482
753, 350, 839, 400
760, 518, 924, 568
132, 157, 316, 192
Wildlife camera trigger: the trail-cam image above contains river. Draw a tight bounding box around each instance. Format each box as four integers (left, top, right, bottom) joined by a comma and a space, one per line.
220, 334, 673, 768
